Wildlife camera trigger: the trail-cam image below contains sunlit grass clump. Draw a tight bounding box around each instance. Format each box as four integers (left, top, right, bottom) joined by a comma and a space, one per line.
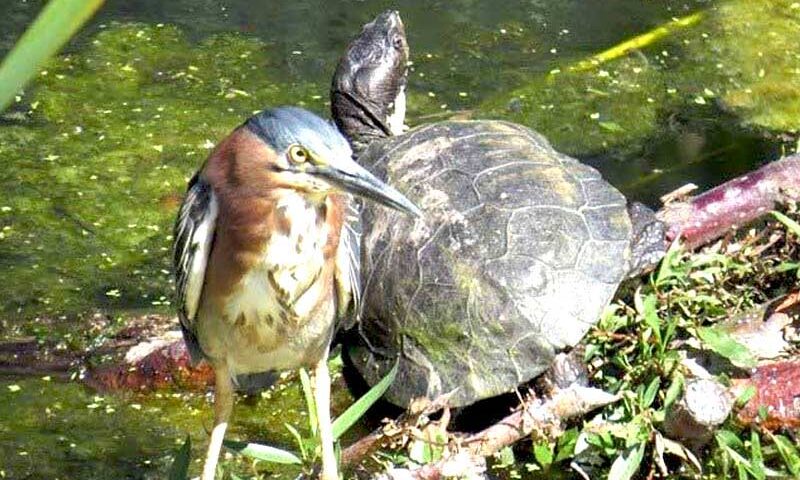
487, 207, 800, 479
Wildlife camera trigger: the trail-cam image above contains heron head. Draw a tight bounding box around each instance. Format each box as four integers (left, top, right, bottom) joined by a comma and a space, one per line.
244, 106, 420, 216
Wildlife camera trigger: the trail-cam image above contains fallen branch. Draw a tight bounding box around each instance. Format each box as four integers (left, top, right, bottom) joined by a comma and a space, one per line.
657, 154, 800, 250
342, 385, 619, 478
464, 385, 619, 457
341, 392, 457, 468
0, 337, 74, 379
376, 452, 487, 480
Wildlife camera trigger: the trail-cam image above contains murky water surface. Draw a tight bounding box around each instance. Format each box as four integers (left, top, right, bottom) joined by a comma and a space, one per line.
0, 0, 798, 478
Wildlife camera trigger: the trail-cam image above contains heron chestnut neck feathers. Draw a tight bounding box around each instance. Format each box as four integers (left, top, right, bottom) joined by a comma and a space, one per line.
173, 105, 419, 480
186, 108, 355, 373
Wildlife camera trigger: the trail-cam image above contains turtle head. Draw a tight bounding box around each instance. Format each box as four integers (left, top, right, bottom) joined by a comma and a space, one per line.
331, 10, 409, 157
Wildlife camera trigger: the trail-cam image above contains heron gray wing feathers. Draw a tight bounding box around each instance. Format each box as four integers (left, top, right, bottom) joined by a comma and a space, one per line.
173, 173, 218, 362
334, 195, 362, 331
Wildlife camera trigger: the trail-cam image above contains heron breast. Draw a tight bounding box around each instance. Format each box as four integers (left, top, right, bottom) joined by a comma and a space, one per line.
224, 197, 333, 343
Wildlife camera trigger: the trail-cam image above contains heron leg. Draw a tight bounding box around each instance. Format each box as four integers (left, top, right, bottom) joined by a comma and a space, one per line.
201, 364, 234, 480
314, 356, 338, 480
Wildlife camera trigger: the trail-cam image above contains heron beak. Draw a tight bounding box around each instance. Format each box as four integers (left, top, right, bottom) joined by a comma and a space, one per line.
310, 160, 422, 218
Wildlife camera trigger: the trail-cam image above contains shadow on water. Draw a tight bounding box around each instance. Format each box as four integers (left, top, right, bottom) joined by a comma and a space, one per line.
583, 103, 787, 208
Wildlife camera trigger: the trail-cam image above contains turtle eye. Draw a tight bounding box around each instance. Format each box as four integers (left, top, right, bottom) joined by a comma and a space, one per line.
288, 145, 308, 164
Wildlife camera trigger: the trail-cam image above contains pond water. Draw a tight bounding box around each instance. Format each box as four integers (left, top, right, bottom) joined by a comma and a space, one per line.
0, 0, 798, 478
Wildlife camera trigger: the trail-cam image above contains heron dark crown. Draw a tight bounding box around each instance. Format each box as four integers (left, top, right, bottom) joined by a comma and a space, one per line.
244, 106, 350, 159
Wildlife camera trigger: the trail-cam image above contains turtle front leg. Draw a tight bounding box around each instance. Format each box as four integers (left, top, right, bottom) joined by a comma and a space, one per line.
202, 364, 234, 480
313, 355, 338, 480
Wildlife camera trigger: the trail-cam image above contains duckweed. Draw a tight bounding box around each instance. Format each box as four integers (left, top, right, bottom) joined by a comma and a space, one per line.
0, 23, 325, 327
479, 0, 800, 155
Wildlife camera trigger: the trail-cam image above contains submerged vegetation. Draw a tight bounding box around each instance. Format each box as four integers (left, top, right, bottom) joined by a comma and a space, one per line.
479, 0, 800, 156
0, 23, 325, 325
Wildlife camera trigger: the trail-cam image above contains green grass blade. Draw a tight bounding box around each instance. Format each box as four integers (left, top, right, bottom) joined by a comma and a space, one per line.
608, 442, 645, 480
533, 441, 554, 468
772, 433, 800, 477
641, 376, 661, 409
772, 211, 800, 236
167, 435, 191, 480
696, 326, 756, 368
223, 440, 302, 465
749, 429, 765, 480
284, 422, 308, 461
299, 368, 318, 437
663, 373, 684, 409
640, 293, 662, 346
332, 361, 398, 440
735, 385, 756, 409
0, 0, 105, 112
655, 238, 683, 286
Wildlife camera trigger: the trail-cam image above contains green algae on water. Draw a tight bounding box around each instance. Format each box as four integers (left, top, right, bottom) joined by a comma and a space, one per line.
478, 0, 800, 155
0, 23, 325, 324
693, 0, 800, 132
0, 369, 351, 479
479, 56, 667, 155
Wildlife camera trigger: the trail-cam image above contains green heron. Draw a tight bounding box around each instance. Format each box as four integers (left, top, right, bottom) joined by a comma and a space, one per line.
173, 106, 420, 480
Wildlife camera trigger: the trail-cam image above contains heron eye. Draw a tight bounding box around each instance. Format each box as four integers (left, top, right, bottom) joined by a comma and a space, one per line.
392, 34, 404, 49
288, 145, 308, 163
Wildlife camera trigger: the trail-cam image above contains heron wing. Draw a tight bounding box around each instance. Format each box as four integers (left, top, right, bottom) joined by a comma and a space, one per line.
334, 195, 362, 330
173, 173, 218, 361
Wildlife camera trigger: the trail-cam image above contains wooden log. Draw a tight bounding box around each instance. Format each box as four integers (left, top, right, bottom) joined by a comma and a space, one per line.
464, 386, 618, 457
657, 154, 800, 250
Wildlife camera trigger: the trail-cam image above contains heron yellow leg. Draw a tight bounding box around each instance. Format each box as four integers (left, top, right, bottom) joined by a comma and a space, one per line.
314, 356, 338, 480
202, 365, 234, 480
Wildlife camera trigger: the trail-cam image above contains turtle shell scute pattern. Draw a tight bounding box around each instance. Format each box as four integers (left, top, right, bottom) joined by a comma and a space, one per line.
350, 120, 631, 407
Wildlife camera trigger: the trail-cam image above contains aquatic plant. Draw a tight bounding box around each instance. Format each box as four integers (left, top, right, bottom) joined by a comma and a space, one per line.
0, 0, 104, 112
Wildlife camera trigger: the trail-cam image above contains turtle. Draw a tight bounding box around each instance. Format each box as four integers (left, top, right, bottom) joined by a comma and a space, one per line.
330, 11, 666, 408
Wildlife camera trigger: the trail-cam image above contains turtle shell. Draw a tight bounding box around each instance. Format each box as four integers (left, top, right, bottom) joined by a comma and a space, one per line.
348, 120, 632, 407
